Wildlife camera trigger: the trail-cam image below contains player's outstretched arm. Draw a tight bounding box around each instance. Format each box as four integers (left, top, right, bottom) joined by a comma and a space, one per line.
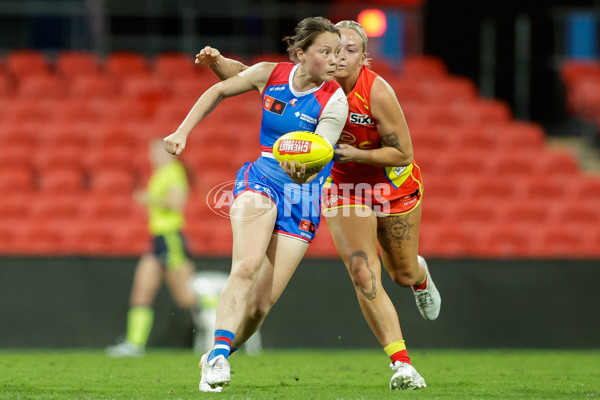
195, 46, 249, 81
164, 62, 275, 155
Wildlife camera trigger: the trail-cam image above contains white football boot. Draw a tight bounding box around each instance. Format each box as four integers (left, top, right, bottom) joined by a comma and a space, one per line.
199, 352, 230, 391
199, 352, 223, 392
106, 341, 145, 358
412, 256, 441, 321
389, 361, 427, 390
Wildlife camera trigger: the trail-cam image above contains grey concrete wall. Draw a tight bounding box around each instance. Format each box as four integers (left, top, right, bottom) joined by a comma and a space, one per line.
1, 257, 598, 349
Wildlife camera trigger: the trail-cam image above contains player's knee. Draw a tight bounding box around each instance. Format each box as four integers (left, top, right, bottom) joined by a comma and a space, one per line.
348, 251, 377, 290
231, 258, 262, 283
247, 298, 272, 322
388, 264, 418, 287
171, 292, 194, 309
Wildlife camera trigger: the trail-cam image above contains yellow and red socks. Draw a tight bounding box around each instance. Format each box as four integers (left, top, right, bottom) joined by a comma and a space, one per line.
208, 329, 235, 362
384, 340, 411, 365
126, 306, 154, 348
412, 274, 428, 291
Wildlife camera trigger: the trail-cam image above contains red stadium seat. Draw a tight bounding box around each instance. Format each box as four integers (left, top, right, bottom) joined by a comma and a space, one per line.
431, 150, 487, 177
89, 168, 135, 195
484, 149, 539, 176
560, 59, 600, 87
500, 200, 550, 227
108, 220, 148, 256
167, 75, 220, 100
64, 220, 117, 256
51, 100, 104, 124
33, 145, 84, 172
5, 50, 50, 79
38, 168, 85, 194
401, 55, 447, 78
449, 125, 498, 151
417, 76, 478, 102
119, 75, 168, 102
152, 52, 197, 80
96, 98, 150, 123
55, 51, 101, 77
466, 175, 517, 200
68, 75, 118, 100
529, 223, 585, 259
421, 174, 461, 202
533, 150, 580, 176
80, 194, 134, 220
0, 123, 38, 147
449, 197, 500, 227
84, 145, 137, 174
426, 223, 478, 258
520, 175, 570, 201
386, 77, 425, 102
569, 175, 600, 200
2, 99, 53, 123
91, 122, 140, 151
0, 168, 34, 193
0, 145, 35, 171
451, 99, 512, 125
0, 72, 15, 97
410, 125, 452, 153
549, 202, 600, 226
0, 193, 32, 220
16, 75, 66, 100
105, 52, 149, 79
29, 194, 82, 220
39, 122, 93, 149
477, 223, 531, 258
568, 76, 600, 119
151, 98, 196, 126
483, 121, 546, 151
422, 102, 462, 125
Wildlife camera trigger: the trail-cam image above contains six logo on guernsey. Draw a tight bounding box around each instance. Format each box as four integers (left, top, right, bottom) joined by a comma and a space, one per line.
263, 95, 287, 115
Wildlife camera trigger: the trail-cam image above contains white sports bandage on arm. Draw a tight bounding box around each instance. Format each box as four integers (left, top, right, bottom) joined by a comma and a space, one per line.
315, 88, 348, 146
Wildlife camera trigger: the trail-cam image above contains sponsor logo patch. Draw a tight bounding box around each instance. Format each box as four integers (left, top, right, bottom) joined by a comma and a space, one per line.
277, 139, 312, 155
299, 219, 315, 233
349, 112, 374, 125
264, 95, 287, 115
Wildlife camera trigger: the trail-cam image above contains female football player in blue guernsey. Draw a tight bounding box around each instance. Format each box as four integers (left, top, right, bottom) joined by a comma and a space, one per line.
195, 20, 441, 391
164, 16, 348, 392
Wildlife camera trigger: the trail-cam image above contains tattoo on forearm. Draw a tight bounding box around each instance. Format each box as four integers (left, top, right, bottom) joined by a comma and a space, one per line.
378, 215, 412, 246
349, 250, 377, 300
232, 60, 248, 73
381, 132, 401, 150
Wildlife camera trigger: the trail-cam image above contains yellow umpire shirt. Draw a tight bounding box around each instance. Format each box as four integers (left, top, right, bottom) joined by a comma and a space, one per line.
146, 160, 189, 235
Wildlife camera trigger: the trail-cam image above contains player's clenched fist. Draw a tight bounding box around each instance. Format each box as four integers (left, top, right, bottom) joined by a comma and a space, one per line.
163, 132, 187, 155
195, 46, 221, 65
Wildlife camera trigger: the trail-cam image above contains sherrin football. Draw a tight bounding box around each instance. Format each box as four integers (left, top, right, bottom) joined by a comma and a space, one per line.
273, 131, 334, 174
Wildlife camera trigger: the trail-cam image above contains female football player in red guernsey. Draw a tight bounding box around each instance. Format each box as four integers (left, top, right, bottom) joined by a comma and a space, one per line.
165, 17, 348, 392
196, 20, 441, 391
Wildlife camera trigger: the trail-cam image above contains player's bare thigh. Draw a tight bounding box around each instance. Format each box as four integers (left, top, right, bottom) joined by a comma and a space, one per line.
324, 205, 380, 262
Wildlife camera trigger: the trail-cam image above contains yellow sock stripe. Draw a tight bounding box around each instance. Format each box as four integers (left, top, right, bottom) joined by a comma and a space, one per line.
164, 232, 185, 269
126, 306, 154, 347
384, 340, 407, 357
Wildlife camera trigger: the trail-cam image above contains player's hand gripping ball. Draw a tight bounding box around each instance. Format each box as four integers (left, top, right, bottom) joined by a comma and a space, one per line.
273, 131, 334, 175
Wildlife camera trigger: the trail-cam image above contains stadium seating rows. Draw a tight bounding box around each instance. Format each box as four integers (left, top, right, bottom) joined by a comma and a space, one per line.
0, 49, 599, 258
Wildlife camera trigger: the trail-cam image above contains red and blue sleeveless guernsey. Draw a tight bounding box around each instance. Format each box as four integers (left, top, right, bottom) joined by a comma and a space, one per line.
324, 65, 423, 215
231, 62, 345, 243
253, 62, 345, 186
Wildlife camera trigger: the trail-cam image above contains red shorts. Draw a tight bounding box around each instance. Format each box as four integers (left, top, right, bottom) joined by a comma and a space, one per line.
322, 163, 423, 216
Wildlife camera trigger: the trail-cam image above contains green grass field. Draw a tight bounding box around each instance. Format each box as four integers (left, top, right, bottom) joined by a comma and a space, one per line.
1, 349, 598, 399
